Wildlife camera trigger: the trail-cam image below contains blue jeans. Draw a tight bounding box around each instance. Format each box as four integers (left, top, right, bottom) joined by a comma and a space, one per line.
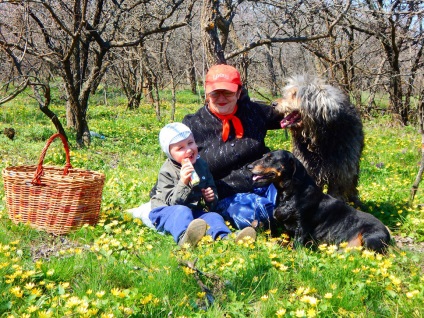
149, 205, 231, 242
216, 184, 277, 230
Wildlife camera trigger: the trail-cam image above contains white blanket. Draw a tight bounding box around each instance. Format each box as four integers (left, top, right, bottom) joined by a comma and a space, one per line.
126, 201, 155, 229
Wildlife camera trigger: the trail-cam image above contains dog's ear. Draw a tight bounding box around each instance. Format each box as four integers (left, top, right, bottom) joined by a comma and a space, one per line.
278, 156, 297, 189
290, 156, 307, 185
290, 157, 297, 178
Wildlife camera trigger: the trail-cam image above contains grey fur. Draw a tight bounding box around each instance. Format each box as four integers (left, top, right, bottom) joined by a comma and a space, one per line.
273, 74, 364, 204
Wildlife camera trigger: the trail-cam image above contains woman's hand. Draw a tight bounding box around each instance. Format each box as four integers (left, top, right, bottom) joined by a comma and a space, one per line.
201, 187, 215, 202
180, 159, 194, 185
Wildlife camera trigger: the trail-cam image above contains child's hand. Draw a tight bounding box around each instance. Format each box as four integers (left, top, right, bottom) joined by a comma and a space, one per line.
180, 159, 194, 185
201, 187, 215, 202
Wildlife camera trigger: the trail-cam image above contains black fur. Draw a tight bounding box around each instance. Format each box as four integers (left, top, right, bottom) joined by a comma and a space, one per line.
272, 75, 364, 205
248, 150, 391, 253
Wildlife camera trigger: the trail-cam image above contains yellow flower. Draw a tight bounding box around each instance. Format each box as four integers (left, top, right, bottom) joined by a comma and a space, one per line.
110, 288, 122, 296
60, 282, 70, 289
261, 294, 269, 301
123, 307, 134, 315
38, 310, 53, 318
300, 295, 318, 306
197, 292, 206, 298
65, 296, 81, 308
389, 275, 401, 285
295, 309, 306, 317
31, 288, 43, 297
140, 294, 153, 305
406, 290, 419, 298
318, 244, 328, 251
362, 250, 375, 259
182, 267, 195, 275
96, 290, 105, 298
25, 282, 36, 290
10, 286, 23, 298
307, 308, 317, 317
324, 293, 333, 299
87, 309, 99, 316
27, 305, 38, 313
117, 289, 128, 298
76, 306, 88, 315
296, 287, 305, 295
276, 308, 287, 317
327, 245, 338, 254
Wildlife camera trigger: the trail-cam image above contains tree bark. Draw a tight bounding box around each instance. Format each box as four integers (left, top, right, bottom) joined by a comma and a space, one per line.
265, 44, 278, 97
186, 24, 197, 95
410, 89, 424, 204
201, 0, 227, 66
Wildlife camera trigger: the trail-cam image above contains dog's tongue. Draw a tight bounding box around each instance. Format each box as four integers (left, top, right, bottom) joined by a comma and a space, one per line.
280, 111, 301, 128
252, 175, 263, 181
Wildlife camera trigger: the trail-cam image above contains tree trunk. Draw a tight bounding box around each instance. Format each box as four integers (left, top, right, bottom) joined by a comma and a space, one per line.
366, 59, 386, 114
237, 53, 250, 91
201, 0, 227, 66
265, 44, 278, 97
277, 48, 287, 93
66, 96, 91, 147
127, 92, 142, 110
66, 100, 77, 128
153, 77, 161, 121
163, 34, 177, 121
187, 24, 197, 95
383, 42, 407, 124
410, 89, 424, 204
32, 82, 68, 139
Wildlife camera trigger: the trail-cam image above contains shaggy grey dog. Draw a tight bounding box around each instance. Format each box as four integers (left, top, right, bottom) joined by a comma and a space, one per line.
272, 74, 364, 205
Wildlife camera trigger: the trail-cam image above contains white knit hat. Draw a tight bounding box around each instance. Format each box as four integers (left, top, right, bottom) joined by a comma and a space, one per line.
159, 122, 192, 159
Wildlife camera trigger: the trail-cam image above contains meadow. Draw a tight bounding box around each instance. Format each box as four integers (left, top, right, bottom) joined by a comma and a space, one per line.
0, 89, 423, 317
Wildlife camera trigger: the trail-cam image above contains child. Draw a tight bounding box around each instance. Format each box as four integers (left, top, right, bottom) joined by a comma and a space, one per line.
149, 122, 256, 247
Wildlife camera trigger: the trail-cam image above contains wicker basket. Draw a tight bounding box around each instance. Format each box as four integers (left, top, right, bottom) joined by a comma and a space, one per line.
2, 133, 105, 235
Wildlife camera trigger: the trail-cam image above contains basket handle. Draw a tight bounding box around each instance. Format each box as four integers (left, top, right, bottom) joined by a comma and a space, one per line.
32, 133, 73, 185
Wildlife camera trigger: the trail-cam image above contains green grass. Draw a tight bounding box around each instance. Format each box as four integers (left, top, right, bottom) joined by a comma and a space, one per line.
0, 93, 423, 317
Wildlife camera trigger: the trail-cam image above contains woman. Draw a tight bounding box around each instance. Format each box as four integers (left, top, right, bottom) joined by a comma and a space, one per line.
182, 64, 283, 231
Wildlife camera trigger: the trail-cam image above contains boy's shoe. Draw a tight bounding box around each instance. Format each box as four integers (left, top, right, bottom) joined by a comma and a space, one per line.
235, 226, 256, 243
178, 219, 207, 247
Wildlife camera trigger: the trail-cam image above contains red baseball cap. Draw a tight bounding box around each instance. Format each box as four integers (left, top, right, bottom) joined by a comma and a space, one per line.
205, 64, 242, 94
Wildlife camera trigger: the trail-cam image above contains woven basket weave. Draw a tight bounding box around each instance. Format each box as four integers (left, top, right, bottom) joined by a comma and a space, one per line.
2, 133, 105, 235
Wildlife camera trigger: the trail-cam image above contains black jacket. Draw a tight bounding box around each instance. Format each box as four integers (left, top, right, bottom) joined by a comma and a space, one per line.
183, 92, 282, 199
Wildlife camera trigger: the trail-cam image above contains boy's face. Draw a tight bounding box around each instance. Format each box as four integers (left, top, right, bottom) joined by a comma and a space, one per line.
169, 134, 198, 164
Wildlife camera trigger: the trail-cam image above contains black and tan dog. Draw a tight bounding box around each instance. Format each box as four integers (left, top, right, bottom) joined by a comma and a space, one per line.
248, 150, 391, 253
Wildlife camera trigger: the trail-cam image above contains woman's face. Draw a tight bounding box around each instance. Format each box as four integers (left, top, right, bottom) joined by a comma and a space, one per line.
207, 88, 241, 115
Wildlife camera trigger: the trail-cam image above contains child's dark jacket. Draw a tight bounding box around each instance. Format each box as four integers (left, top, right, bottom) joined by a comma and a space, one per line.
151, 157, 218, 211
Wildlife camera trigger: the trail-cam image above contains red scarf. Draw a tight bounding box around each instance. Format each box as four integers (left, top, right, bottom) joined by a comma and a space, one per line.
210, 104, 244, 142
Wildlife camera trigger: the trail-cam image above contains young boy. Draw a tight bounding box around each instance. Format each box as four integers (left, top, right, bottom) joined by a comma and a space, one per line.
149, 122, 256, 247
